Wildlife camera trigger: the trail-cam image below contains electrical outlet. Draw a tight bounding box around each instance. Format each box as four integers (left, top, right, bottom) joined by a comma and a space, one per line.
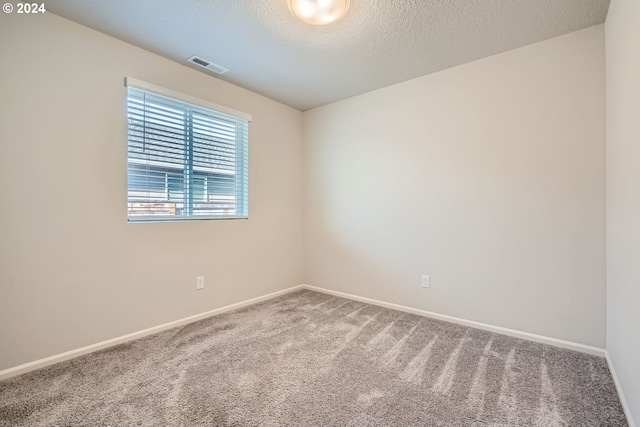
196, 276, 205, 290
421, 275, 430, 288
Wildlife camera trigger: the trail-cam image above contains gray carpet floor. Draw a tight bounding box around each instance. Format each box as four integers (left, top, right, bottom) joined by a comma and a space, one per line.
0, 289, 627, 426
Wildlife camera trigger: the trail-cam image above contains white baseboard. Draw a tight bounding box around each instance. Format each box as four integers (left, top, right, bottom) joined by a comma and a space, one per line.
300, 284, 606, 357
0, 285, 305, 381
606, 350, 636, 427
0, 283, 607, 382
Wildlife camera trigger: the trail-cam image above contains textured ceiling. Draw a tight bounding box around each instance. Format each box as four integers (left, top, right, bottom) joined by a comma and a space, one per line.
46, 0, 610, 111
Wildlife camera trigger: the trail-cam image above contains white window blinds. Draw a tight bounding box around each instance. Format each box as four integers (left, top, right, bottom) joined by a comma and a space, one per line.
125, 78, 250, 222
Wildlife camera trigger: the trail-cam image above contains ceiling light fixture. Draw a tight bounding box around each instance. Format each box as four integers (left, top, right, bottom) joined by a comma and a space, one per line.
288, 0, 350, 26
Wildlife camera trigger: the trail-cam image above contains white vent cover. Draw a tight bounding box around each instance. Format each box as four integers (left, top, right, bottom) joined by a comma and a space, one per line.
187, 55, 229, 75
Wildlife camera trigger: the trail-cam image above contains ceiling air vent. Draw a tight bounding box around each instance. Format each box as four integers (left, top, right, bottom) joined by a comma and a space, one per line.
187, 55, 229, 75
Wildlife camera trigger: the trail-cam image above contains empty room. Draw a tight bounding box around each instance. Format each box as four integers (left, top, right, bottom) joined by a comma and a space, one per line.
0, 0, 638, 426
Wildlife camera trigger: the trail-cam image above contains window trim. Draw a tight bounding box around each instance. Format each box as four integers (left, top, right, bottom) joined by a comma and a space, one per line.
125, 77, 250, 223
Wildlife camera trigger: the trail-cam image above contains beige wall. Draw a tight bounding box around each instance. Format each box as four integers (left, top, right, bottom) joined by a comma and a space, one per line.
0, 12, 303, 370
303, 26, 606, 347
606, 0, 640, 423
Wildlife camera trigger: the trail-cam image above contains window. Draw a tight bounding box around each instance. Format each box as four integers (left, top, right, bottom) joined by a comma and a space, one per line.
125, 78, 250, 222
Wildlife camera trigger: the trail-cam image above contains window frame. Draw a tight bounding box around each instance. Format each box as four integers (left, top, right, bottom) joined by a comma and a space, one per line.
125, 77, 251, 223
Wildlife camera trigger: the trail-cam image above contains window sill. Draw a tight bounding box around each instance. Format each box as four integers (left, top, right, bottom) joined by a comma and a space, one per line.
127, 215, 249, 223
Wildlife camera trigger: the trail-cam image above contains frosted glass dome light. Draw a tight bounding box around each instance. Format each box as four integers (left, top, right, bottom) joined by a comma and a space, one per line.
288, 0, 350, 26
